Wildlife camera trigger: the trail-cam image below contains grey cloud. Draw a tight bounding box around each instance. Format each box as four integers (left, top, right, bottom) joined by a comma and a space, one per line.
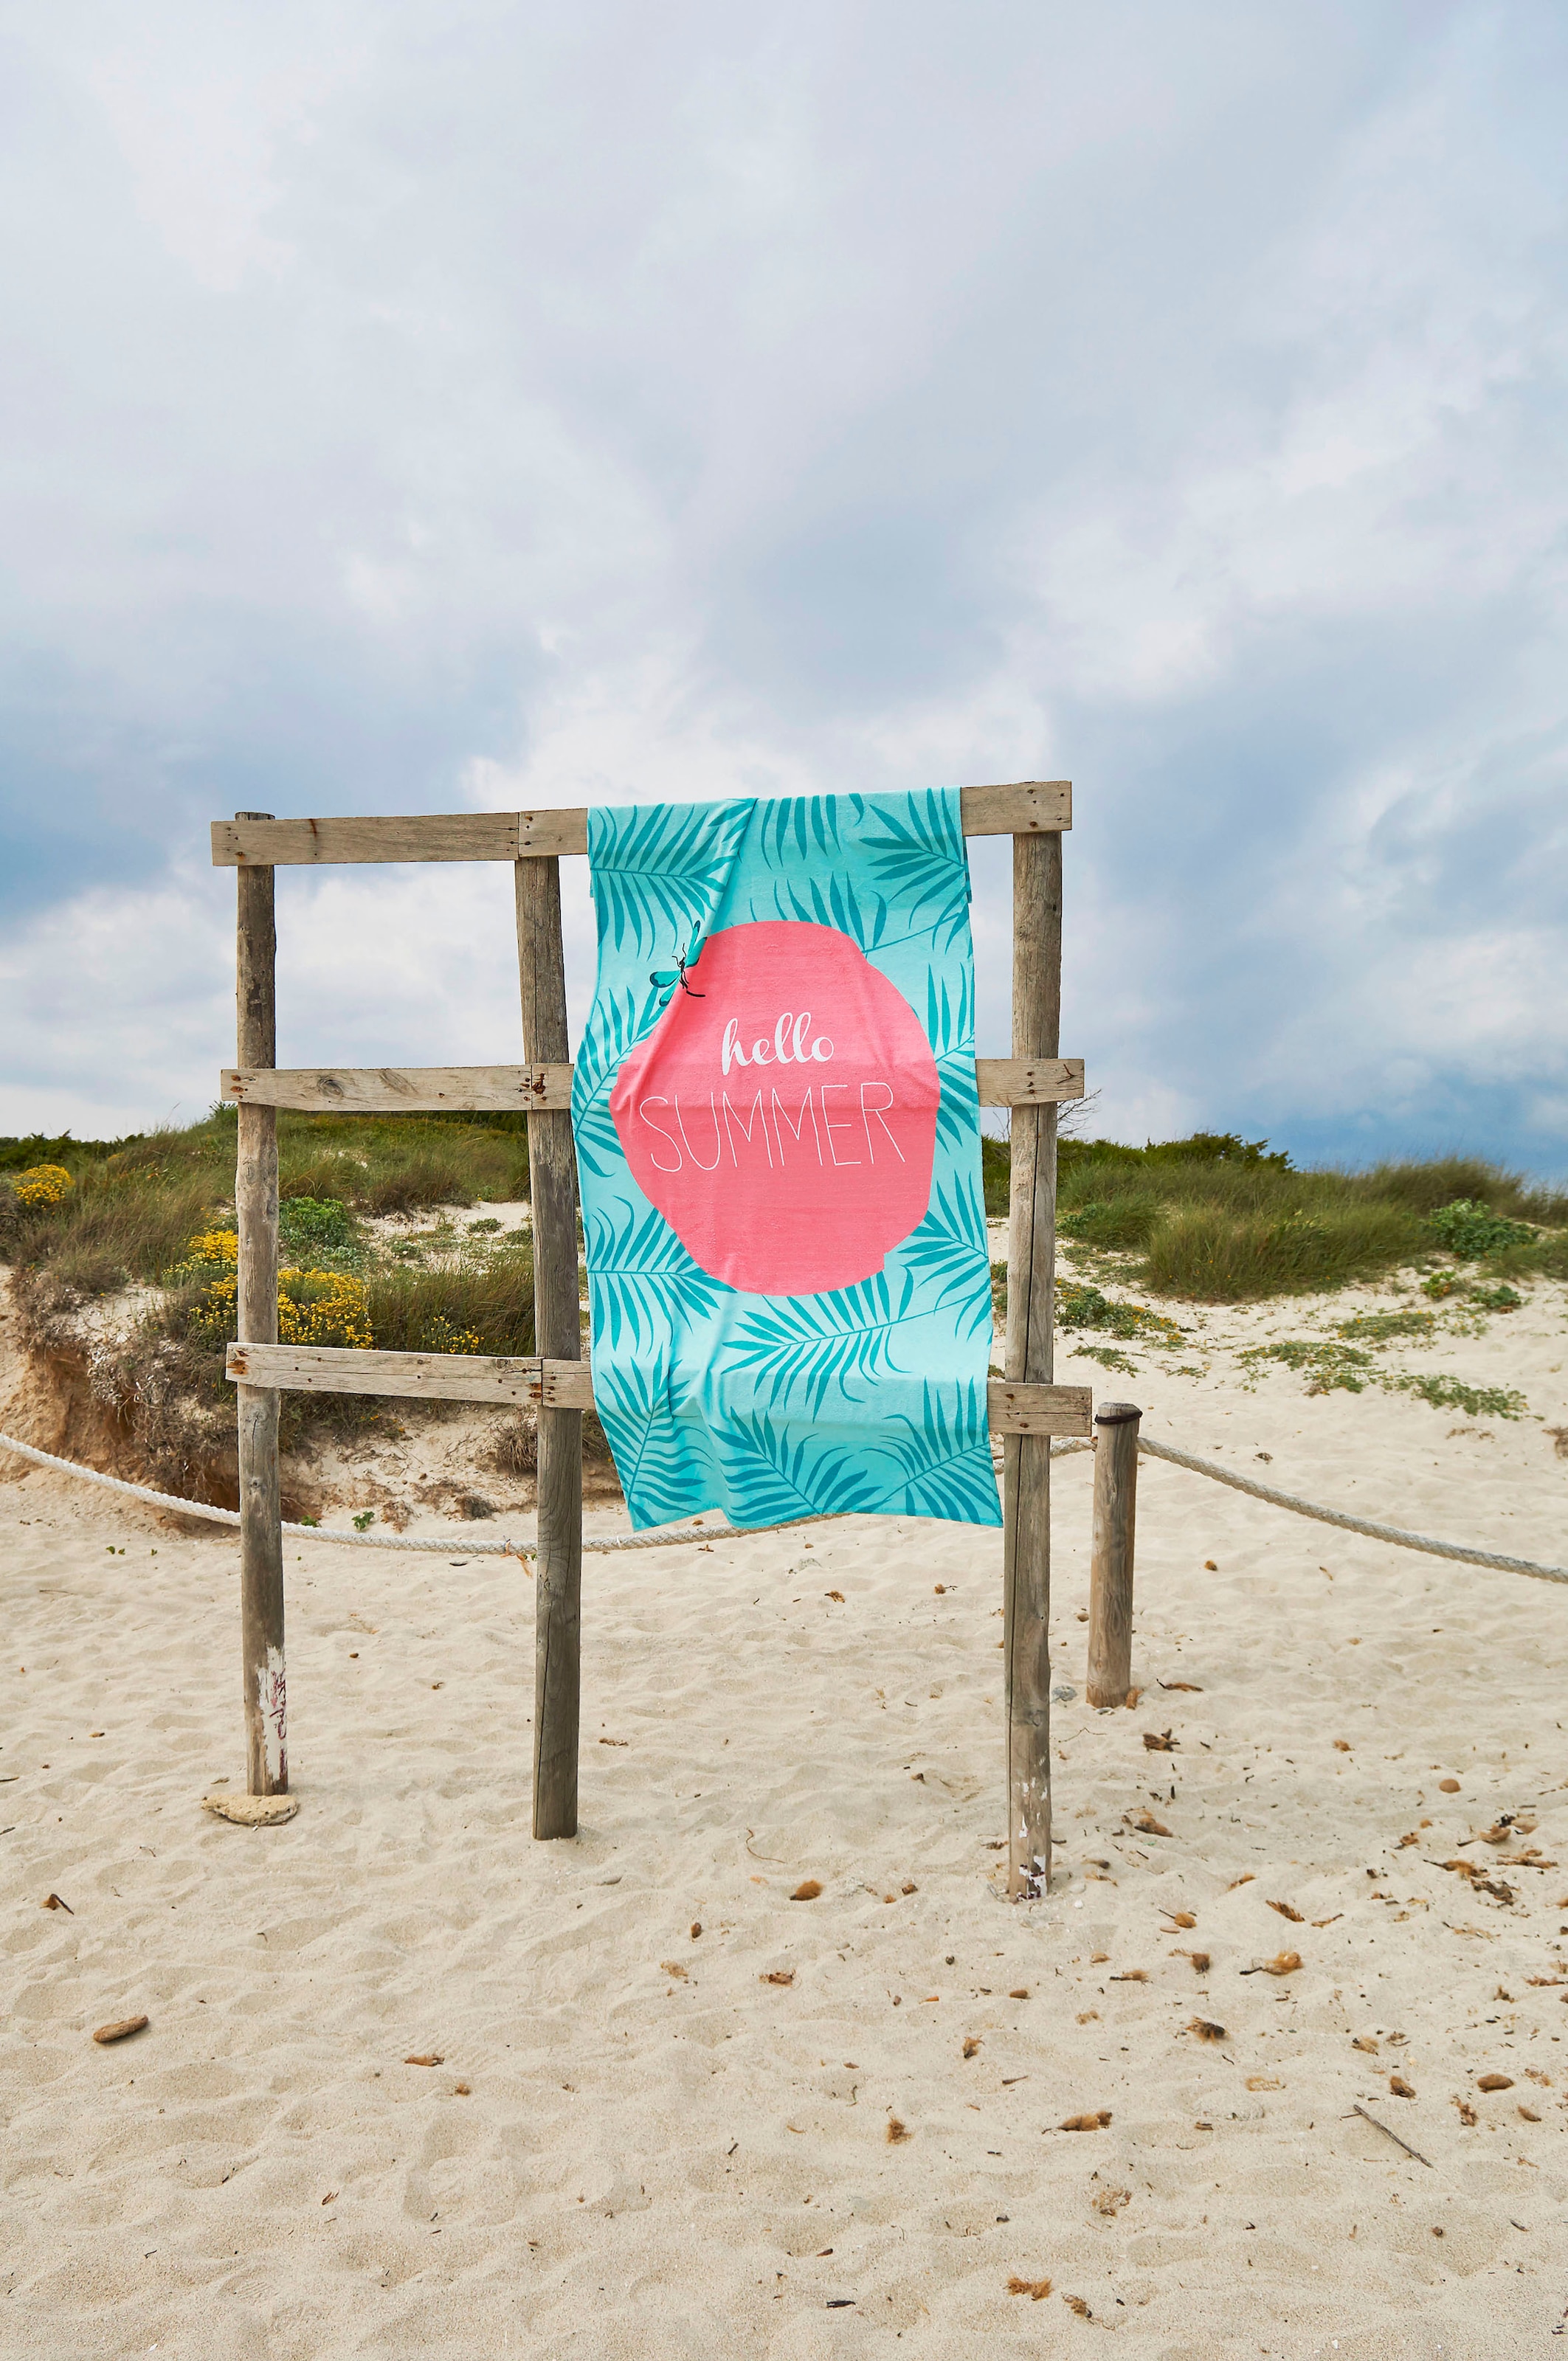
0, 1, 1564, 1172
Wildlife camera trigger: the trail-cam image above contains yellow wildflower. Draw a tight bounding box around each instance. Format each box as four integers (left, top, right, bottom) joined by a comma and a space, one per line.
12, 1164, 73, 1207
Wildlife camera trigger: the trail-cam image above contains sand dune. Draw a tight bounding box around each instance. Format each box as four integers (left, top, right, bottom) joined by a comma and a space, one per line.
3, 1269, 1567, 2355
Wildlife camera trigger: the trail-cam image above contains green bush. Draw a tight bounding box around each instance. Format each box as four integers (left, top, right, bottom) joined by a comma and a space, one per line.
1060, 1194, 1161, 1251
363, 1247, 536, 1359
1141, 1202, 1417, 1302
279, 1195, 354, 1254
1426, 1198, 1536, 1259
1392, 1373, 1527, 1419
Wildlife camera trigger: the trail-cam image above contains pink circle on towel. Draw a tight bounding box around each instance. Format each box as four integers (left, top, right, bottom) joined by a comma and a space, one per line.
610, 921, 939, 1296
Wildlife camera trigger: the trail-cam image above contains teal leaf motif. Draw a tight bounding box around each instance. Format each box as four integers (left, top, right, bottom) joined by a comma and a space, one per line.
898, 1180, 992, 1335
588, 799, 752, 957
759, 794, 866, 870
585, 1202, 731, 1351
719, 1268, 916, 1415
572, 1096, 624, 1182
770, 874, 890, 954
858, 789, 970, 951
715, 1413, 883, 1527
573, 981, 660, 1110
864, 1380, 998, 1524
925, 967, 975, 1057
595, 1361, 700, 1527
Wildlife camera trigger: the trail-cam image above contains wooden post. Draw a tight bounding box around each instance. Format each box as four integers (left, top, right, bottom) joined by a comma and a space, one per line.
514, 856, 583, 1840
235, 815, 286, 1794
1086, 1403, 1141, 1708
1003, 829, 1062, 1898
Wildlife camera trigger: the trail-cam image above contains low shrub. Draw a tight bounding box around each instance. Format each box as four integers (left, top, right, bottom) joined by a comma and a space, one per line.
280, 1196, 355, 1254
1426, 1198, 1536, 1259
1392, 1373, 1527, 1419
11, 1163, 74, 1207
1141, 1202, 1417, 1302
362, 1248, 536, 1359
1060, 1194, 1162, 1251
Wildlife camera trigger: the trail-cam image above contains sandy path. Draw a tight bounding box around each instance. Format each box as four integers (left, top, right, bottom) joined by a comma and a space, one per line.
3, 1276, 1567, 2355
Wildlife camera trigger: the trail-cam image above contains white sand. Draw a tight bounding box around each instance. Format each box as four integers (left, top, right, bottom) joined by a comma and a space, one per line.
4, 1269, 1567, 2356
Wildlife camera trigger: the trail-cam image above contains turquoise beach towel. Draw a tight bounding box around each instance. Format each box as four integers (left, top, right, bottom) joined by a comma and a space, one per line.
570, 791, 999, 1532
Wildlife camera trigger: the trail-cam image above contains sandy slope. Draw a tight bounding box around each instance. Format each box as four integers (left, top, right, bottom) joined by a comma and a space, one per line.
2, 1268, 1567, 2357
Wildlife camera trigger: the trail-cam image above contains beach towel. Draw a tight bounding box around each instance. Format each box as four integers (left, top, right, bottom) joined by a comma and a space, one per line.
570, 790, 999, 1532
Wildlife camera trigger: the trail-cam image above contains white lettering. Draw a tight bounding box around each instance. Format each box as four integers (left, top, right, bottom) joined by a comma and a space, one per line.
675, 1093, 722, 1172
638, 1096, 683, 1173
722, 1090, 774, 1167
770, 1086, 823, 1166
818, 1083, 860, 1166
724, 1012, 831, 1074
859, 1081, 905, 1164
809, 1035, 834, 1063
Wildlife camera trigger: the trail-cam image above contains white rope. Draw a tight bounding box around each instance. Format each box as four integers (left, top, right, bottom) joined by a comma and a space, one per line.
3, 1424, 1564, 1583
1130, 1433, 1568, 1586
0, 1429, 839, 1555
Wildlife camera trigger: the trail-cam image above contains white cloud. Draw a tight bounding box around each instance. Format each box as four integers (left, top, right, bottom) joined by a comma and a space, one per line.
1, 1, 1565, 1171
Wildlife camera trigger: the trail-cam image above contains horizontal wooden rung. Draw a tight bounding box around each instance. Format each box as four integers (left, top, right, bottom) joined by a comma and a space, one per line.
222, 1057, 1085, 1113
225, 1342, 1092, 1437
223, 1064, 575, 1113
210, 783, 1071, 868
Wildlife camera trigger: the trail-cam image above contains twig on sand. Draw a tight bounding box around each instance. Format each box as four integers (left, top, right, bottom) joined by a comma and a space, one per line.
1350, 2104, 1433, 2167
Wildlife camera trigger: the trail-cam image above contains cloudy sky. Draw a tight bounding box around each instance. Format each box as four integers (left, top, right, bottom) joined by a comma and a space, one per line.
1, 1, 1564, 1172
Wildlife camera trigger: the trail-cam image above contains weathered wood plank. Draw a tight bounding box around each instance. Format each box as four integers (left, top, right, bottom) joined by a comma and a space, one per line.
515, 854, 583, 1843
211, 814, 521, 866
518, 809, 590, 857
1086, 1403, 1141, 1707
227, 1343, 546, 1403
975, 1057, 1083, 1107
1003, 827, 1063, 1901
959, 781, 1071, 837
234, 815, 286, 1799
211, 784, 1072, 868
224, 1341, 1089, 1437
222, 1064, 574, 1113
222, 1057, 1084, 1113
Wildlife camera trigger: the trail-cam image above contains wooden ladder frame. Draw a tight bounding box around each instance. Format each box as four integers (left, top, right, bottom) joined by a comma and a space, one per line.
215, 783, 1088, 1899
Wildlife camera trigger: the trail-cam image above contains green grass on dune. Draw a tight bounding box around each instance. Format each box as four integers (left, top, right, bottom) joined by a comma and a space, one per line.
5, 1113, 1566, 1324
0, 1107, 531, 1292
990, 1130, 1567, 1301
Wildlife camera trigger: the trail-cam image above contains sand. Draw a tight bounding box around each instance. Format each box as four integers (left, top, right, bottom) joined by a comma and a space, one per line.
3, 1265, 1567, 2357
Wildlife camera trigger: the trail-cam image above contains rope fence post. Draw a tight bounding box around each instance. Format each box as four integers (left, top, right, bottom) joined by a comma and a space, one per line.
1086, 1402, 1141, 1707
515, 852, 584, 1839
235, 813, 286, 1794
1003, 828, 1063, 1899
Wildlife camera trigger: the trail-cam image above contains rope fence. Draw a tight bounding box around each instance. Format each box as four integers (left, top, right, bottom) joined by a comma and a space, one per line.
2, 1424, 1564, 1583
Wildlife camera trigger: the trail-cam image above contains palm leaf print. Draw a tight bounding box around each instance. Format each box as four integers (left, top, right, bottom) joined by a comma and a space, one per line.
897, 1179, 992, 1332
595, 1359, 701, 1528
716, 1412, 883, 1527
587, 798, 753, 956
858, 788, 970, 951
865, 1380, 998, 1524
757, 792, 871, 870
769, 874, 891, 954
585, 1200, 731, 1352
719, 1268, 916, 1415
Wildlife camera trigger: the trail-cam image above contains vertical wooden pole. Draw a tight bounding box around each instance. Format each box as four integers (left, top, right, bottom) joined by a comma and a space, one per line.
1003, 829, 1062, 1899
1086, 1403, 1141, 1708
515, 855, 583, 1840
235, 816, 286, 1794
